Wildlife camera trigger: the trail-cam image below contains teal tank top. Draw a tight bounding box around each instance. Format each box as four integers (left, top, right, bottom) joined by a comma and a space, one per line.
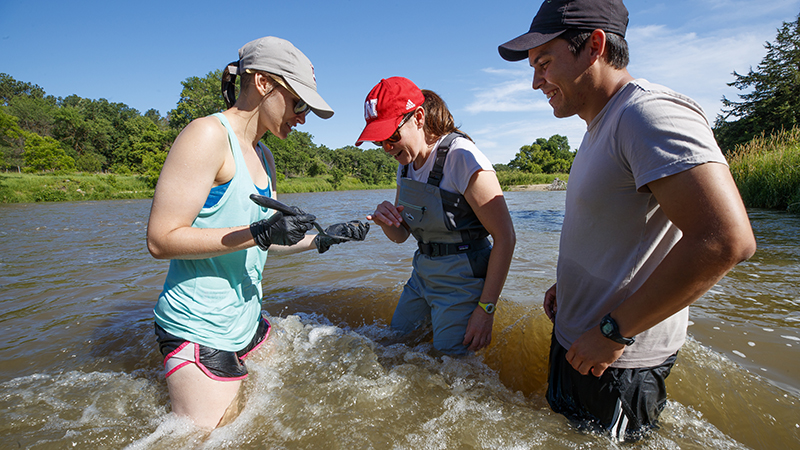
154, 113, 275, 351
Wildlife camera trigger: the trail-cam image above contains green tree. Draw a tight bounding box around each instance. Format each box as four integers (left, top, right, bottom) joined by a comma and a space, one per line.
54, 95, 143, 171
144, 108, 168, 128
0, 73, 47, 106
1, 108, 26, 169
52, 104, 113, 167
23, 132, 75, 172
264, 130, 323, 177
329, 146, 361, 176
508, 134, 574, 174
354, 148, 397, 185
7, 95, 57, 137
714, 14, 800, 152
168, 69, 226, 130
111, 115, 172, 173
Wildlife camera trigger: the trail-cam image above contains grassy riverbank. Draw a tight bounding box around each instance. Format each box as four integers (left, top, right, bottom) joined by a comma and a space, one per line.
0, 171, 569, 204
0, 172, 397, 203
0, 173, 155, 203
728, 127, 800, 213
495, 171, 568, 188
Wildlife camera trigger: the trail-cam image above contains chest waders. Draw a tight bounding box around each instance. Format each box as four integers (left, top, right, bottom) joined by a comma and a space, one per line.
391, 133, 493, 355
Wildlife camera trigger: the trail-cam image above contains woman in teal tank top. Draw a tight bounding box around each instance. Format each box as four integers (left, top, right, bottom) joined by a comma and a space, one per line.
146, 37, 340, 429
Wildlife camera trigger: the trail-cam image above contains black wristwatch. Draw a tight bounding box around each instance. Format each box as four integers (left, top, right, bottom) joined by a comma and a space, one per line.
600, 314, 635, 346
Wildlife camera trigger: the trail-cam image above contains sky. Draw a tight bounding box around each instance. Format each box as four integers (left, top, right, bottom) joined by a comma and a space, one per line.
1, 0, 799, 165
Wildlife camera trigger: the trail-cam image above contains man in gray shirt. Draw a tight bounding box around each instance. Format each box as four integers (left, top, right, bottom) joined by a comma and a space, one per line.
498, 0, 756, 441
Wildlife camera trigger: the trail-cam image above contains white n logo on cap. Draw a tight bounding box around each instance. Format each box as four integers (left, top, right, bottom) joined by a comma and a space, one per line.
365, 99, 379, 120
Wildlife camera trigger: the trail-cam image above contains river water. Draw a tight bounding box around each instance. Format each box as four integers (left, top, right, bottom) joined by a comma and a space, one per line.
0, 189, 798, 449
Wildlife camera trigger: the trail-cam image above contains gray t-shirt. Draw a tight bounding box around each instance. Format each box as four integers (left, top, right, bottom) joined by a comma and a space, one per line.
555, 79, 728, 368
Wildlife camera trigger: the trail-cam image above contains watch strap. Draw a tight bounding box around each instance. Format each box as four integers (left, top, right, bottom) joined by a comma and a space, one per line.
478, 301, 496, 314
600, 313, 635, 346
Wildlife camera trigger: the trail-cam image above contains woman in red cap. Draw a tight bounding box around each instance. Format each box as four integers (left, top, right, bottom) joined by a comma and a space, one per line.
147, 37, 367, 428
359, 77, 515, 355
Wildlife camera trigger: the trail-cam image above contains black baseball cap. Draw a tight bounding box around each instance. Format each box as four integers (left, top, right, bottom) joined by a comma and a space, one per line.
498, 0, 629, 61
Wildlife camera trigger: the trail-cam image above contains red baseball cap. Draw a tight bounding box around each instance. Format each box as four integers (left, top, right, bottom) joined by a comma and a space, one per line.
355, 77, 425, 146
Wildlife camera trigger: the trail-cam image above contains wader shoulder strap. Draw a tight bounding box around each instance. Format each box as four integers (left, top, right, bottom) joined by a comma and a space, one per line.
427, 132, 465, 187
400, 132, 465, 183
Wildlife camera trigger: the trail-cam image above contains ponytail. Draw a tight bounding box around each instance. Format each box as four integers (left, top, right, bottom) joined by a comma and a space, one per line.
221, 61, 239, 109
421, 90, 472, 142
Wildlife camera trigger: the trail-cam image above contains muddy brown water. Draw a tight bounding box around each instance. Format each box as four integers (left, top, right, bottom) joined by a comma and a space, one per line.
1, 189, 798, 449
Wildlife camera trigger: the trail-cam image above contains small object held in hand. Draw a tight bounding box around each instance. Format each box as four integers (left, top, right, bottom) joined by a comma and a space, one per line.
250, 194, 302, 217
249, 211, 316, 250
250, 194, 361, 242
314, 221, 370, 253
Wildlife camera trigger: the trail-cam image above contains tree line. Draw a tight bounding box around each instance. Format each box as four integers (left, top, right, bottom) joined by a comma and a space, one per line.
0, 68, 573, 187
0, 71, 400, 188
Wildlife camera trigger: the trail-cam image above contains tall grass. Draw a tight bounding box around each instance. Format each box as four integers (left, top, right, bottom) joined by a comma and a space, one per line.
496, 171, 569, 189
728, 127, 800, 213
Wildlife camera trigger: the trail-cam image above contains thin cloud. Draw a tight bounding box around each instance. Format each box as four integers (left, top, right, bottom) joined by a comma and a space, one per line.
464, 68, 551, 114
627, 23, 777, 120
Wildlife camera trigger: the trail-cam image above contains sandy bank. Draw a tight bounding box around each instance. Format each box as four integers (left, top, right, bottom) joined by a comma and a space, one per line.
506, 184, 551, 191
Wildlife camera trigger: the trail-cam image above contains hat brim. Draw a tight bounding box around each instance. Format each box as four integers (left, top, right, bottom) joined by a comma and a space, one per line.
284, 78, 334, 119
498, 29, 567, 61
355, 116, 404, 147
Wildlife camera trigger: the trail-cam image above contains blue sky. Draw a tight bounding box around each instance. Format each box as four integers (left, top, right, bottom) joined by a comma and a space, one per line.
1, 0, 798, 165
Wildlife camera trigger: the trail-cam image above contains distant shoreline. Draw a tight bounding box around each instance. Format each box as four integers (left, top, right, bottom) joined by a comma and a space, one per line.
506, 184, 551, 192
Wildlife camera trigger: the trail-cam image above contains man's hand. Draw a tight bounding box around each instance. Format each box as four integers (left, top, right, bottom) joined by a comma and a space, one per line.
566, 326, 625, 377
544, 283, 557, 322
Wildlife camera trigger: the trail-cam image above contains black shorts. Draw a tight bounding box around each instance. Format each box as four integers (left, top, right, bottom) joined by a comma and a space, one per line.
155, 315, 271, 381
546, 332, 676, 442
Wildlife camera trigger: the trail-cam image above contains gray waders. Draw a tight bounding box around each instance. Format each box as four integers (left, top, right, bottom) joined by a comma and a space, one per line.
391, 133, 492, 354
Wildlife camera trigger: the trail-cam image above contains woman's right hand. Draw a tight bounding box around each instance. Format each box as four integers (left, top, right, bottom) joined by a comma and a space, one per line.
366, 201, 410, 244
250, 211, 316, 250
366, 201, 404, 227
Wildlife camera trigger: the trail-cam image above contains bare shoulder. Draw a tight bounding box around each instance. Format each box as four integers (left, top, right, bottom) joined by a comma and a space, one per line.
174, 116, 228, 150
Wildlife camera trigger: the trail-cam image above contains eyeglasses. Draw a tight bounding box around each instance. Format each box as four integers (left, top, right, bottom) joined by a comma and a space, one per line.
258, 71, 311, 116
373, 111, 414, 147
292, 98, 310, 116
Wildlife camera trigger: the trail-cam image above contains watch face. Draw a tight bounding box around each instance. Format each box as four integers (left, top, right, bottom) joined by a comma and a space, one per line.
600, 321, 614, 336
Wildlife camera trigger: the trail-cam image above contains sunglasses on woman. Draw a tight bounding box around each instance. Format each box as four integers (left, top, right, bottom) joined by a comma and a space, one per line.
373, 111, 414, 147
261, 72, 311, 116
292, 98, 310, 116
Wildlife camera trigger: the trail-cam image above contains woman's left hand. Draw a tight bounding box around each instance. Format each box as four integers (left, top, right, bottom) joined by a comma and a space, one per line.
463, 306, 495, 351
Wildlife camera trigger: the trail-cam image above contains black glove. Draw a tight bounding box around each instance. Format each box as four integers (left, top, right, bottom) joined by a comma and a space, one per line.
314, 221, 370, 254
250, 211, 316, 250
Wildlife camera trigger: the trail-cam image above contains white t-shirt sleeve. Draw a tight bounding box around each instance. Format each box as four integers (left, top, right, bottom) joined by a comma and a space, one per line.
441, 137, 495, 195
616, 84, 727, 191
